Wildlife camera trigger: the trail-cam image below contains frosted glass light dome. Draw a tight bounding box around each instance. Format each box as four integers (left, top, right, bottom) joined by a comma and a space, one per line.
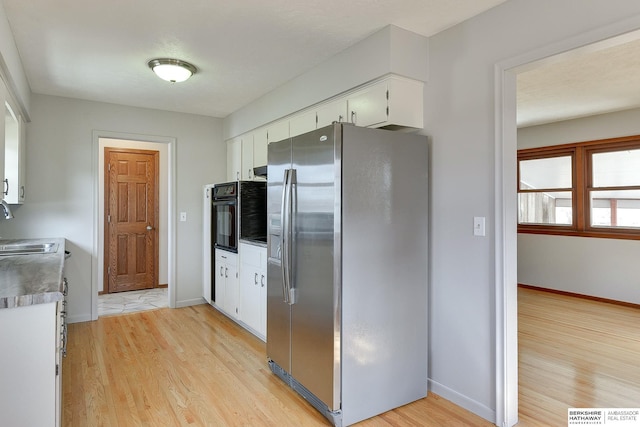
148, 58, 197, 83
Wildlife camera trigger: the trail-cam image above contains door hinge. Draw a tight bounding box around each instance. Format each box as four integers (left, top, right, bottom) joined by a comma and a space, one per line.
386, 106, 389, 117
107, 214, 111, 223
56, 364, 59, 376
386, 89, 389, 100
108, 266, 111, 275
108, 163, 111, 171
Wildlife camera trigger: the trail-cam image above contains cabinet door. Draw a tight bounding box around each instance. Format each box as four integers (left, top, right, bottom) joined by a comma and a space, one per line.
253, 130, 268, 169
241, 135, 254, 180
289, 110, 316, 138
226, 138, 241, 182
203, 185, 214, 304
215, 257, 226, 309
258, 266, 267, 337
317, 99, 347, 129
0, 82, 6, 193
347, 83, 388, 128
3, 104, 19, 203
239, 265, 261, 333
17, 116, 25, 202
267, 121, 289, 144
225, 261, 239, 318
387, 77, 424, 129
4, 107, 24, 204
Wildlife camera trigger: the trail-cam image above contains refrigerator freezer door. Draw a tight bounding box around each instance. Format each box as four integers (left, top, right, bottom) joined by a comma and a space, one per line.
266, 138, 292, 373
290, 125, 341, 411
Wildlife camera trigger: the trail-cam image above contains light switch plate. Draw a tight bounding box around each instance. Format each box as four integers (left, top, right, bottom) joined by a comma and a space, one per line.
473, 216, 485, 236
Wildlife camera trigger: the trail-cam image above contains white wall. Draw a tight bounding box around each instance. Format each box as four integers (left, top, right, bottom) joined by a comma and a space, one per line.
425, 0, 640, 422
0, 94, 225, 322
518, 108, 640, 304
221, 2, 640, 424
224, 25, 428, 139
0, 1, 30, 119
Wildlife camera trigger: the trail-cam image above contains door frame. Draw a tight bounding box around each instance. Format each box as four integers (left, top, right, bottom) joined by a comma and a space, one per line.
92, 130, 177, 320
494, 18, 640, 427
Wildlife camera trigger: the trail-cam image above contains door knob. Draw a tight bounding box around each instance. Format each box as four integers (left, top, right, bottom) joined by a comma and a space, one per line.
146, 225, 153, 230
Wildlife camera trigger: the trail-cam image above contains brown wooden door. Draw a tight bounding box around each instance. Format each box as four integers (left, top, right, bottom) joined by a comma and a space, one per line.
105, 148, 159, 293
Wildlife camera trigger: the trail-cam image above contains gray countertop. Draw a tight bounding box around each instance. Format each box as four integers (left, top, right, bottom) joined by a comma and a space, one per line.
0, 238, 66, 309
239, 238, 267, 248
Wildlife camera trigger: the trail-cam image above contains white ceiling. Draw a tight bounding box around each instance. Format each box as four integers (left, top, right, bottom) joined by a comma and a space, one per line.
518, 36, 640, 128
4, 0, 638, 127
1, 0, 508, 119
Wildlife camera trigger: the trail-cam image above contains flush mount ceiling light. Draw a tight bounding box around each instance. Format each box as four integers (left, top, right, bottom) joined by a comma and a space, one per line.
148, 58, 197, 83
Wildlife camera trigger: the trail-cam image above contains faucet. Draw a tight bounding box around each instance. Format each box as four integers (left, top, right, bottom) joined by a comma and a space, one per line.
1, 200, 13, 219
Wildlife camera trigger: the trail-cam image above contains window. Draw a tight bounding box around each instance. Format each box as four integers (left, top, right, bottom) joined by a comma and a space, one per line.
518, 135, 640, 239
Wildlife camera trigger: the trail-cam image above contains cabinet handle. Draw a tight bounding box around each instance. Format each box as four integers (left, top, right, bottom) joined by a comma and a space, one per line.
20, 186, 24, 199
249, 169, 253, 179
351, 111, 357, 125
236, 171, 240, 181
254, 272, 258, 285
220, 266, 224, 277
3, 179, 8, 196
338, 115, 343, 123
261, 275, 265, 287
225, 267, 228, 278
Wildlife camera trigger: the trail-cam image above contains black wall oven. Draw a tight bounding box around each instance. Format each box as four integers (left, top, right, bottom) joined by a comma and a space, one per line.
212, 182, 238, 252
212, 181, 267, 253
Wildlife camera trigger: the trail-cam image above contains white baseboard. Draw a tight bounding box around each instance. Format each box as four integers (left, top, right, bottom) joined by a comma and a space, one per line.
175, 298, 207, 308
428, 378, 496, 424
67, 313, 92, 324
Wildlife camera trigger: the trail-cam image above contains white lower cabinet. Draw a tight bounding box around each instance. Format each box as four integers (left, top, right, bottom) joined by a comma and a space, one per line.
0, 301, 61, 427
214, 249, 239, 318
239, 242, 267, 339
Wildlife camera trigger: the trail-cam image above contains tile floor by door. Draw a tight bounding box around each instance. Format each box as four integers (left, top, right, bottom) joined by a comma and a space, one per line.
98, 288, 168, 316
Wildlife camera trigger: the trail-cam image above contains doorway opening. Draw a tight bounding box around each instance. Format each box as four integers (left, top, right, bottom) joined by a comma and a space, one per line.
92, 132, 176, 320
497, 20, 640, 427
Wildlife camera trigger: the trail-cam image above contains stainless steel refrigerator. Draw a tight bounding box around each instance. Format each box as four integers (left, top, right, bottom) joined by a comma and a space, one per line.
267, 123, 428, 426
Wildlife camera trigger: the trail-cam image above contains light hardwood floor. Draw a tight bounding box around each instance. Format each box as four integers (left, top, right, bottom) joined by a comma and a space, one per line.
63, 305, 491, 426
63, 288, 640, 426
518, 286, 640, 426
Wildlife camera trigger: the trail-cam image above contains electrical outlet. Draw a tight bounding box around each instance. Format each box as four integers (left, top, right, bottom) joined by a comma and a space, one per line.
180, 212, 187, 222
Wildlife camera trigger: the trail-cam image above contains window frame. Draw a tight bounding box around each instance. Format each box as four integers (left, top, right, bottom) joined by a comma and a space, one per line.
518, 135, 640, 240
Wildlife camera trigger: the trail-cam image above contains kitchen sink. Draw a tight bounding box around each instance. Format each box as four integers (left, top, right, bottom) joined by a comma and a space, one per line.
0, 242, 59, 256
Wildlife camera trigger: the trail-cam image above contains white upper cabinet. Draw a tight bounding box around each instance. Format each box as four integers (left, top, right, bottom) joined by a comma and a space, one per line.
347, 75, 423, 129
347, 83, 389, 128
316, 99, 348, 129
226, 138, 241, 182
241, 134, 254, 180
267, 121, 289, 145
225, 74, 424, 182
235, 128, 268, 181
252, 128, 268, 169
0, 82, 7, 199
288, 99, 348, 138
289, 110, 317, 138
4, 103, 25, 204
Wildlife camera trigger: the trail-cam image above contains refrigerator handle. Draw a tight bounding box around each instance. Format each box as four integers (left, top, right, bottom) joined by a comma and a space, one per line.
288, 169, 297, 305
281, 169, 291, 304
